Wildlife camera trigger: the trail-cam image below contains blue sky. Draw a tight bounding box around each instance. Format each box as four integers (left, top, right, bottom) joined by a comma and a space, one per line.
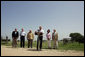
1, 1, 84, 41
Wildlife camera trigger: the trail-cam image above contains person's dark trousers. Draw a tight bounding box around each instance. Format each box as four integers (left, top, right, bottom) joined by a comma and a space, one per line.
37, 37, 39, 50
37, 36, 43, 50
20, 36, 25, 48
28, 39, 33, 48
28, 39, 30, 48
40, 36, 43, 50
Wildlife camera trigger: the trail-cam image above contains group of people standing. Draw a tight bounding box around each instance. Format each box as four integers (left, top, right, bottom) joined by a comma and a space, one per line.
12, 26, 58, 51
46, 29, 58, 49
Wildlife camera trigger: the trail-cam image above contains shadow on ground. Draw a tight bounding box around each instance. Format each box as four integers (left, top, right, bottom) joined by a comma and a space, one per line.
27, 48, 38, 51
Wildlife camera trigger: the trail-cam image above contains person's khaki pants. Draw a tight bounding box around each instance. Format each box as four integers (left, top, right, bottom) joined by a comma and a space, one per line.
53, 40, 58, 49
47, 40, 51, 48
12, 37, 17, 48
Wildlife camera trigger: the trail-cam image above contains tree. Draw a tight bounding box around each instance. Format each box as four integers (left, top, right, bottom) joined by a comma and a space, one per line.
69, 33, 84, 43
76, 35, 84, 43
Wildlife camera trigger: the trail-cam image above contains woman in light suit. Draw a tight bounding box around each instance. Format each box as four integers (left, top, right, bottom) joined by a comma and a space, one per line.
52, 29, 58, 49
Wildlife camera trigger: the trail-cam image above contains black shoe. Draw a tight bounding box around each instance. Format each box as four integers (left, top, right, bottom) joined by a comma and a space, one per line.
37, 49, 38, 51
53, 48, 55, 49
48, 47, 51, 49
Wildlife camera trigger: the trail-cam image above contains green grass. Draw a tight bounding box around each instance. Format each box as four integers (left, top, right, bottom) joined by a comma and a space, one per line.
58, 41, 84, 51
1, 40, 84, 51
1, 41, 12, 46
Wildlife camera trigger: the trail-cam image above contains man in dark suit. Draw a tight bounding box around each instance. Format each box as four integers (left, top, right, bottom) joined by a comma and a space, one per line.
12, 28, 19, 48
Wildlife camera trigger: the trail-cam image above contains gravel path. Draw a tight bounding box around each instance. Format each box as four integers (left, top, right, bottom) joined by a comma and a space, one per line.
1, 45, 84, 56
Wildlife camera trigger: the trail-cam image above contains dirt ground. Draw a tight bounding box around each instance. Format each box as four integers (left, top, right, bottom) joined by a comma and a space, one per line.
1, 45, 84, 56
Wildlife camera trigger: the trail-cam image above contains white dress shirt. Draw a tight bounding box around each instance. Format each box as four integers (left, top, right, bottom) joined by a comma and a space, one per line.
15, 31, 17, 34
20, 31, 26, 36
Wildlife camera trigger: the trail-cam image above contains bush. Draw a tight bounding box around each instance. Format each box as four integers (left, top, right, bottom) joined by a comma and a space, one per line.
69, 33, 84, 43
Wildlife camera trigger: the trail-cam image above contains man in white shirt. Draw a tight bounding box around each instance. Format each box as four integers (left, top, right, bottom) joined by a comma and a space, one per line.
20, 28, 26, 48
35, 26, 44, 51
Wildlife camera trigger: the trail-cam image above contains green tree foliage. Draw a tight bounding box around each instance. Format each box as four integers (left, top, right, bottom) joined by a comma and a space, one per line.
69, 33, 84, 43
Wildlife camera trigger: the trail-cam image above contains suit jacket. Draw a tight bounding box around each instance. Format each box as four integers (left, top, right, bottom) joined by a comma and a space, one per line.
52, 32, 58, 41
12, 31, 19, 38
27, 32, 34, 40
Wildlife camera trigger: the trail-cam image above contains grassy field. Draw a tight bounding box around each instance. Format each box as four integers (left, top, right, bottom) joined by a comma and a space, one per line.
1, 40, 84, 51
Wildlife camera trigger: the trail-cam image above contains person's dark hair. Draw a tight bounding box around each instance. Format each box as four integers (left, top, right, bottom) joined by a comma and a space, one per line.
15, 28, 17, 31
47, 29, 50, 33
